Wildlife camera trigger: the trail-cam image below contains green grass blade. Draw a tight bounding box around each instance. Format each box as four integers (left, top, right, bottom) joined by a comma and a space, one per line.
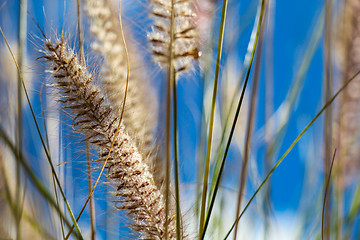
15, 1, 27, 237
199, 0, 229, 236
348, 183, 360, 221
77, 0, 95, 238
0, 26, 83, 239
233, 11, 265, 238
0, 161, 56, 240
172, 69, 182, 239
41, 86, 66, 239
208, 2, 263, 204
201, 1, 267, 238
222, 69, 360, 240
0, 127, 80, 239
343, 181, 360, 238
321, 149, 336, 240
197, 43, 217, 222
323, 0, 334, 237
86, 141, 96, 240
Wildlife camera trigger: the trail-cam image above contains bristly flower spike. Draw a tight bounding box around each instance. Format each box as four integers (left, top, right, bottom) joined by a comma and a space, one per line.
85, 0, 158, 158
41, 36, 176, 240
148, 0, 201, 73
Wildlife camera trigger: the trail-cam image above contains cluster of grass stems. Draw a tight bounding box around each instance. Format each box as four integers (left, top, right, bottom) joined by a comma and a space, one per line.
0, 0, 360, 239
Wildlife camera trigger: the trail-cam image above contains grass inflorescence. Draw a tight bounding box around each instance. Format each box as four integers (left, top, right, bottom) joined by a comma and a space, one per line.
0, 0, 360, 239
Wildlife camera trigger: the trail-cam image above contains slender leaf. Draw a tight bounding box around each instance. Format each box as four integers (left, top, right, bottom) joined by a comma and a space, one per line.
223, 69, 360, 239
199, 0, 229, 236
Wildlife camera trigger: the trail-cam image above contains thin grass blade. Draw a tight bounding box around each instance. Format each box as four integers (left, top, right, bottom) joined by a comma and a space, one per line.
0, 127, 80, 239
199, 0, 229, 236
223, 69, 360, 240
0, 26, 83, 239
201, 1, 267, 238
322, 149, 336, 240
208, 2, 263, 203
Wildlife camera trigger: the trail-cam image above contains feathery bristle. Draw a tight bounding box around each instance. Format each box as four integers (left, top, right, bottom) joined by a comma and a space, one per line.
41, 37, 175, 239
148, 0, 200, 73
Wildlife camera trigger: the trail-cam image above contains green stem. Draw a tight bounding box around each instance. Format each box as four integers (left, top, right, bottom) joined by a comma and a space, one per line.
86, 142, 96, 240
233, 9, 265, 239
201, 1, 267, 238
324, 0, 334, 238
199, 0, 228, 236
40, 84, 65, 239
16, 0, 27, 237
207, 4, 263, 205
0, 128, 78, 239
322, 150, 336, 240
223, 69, 360, 240
0, 26, 83, 240
172, 69, 182, 239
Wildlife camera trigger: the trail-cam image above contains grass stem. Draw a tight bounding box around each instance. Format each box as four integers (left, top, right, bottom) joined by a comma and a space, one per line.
223, 68, 360, 240
0, 26, 84, 240
199, 0, 229, 236
16, 0, 27, 237
323, 0, 334, 238
86, 141, 96, 240
201, 1, 267, 237
172, 70, 181, 239
65, 0, 130, 237
322, 149, 336, 240
165, 0, 176, 238
233, 10, 265, 239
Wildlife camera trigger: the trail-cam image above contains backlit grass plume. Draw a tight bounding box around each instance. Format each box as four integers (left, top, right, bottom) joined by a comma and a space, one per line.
334, 0, 360, 180
41, 36, 176, 239
148, 0, 200, 73
85, 0, 158, 159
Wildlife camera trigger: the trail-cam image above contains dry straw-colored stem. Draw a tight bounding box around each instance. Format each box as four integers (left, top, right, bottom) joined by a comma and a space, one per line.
41, 37, 176, 239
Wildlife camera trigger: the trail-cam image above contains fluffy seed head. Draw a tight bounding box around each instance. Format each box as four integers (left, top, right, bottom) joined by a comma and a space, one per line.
85, 0, 158, 160
41, 37, 176, 239
85, 0, 163, 188
333, 0, 360, 183
148, 0, 201, 73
